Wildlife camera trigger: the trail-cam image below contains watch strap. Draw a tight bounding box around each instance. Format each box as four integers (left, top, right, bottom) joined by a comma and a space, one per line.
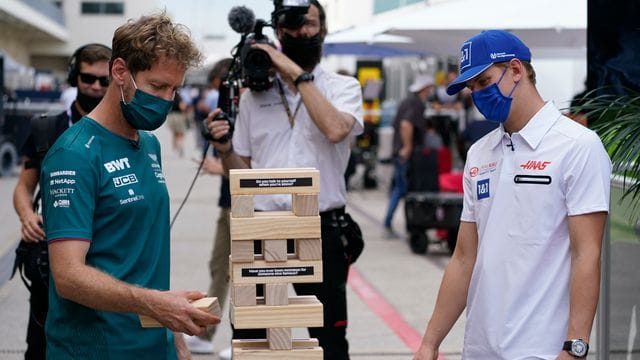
294, 72, 314, 87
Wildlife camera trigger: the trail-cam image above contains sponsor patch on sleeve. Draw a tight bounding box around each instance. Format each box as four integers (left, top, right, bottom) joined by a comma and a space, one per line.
477, 178, 490, 200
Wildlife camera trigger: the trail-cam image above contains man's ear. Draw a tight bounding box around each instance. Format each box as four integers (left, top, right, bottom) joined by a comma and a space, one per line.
509, 59, 524, 83
110, 58, 129, 86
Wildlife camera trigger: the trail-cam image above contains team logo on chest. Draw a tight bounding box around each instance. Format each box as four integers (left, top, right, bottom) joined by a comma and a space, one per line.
519, 160, 551, 170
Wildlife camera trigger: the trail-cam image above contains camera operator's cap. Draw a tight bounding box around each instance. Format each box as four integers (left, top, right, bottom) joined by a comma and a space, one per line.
446, 30, 531, 95
409, 74, 435, 93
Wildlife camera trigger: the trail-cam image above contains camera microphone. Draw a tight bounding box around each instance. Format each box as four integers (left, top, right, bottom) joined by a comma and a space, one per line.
228, 6, 256, 34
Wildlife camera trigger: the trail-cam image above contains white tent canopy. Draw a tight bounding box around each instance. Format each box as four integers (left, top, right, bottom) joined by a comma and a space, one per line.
383, 0, 586, 58
323, 0, 587, 109
325, 0, 586, 58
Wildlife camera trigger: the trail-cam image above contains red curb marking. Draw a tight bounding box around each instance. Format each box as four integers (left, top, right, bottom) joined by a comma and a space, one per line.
347, 267, 447, 360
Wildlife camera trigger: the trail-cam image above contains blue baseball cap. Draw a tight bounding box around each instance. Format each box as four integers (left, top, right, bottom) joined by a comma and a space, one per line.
446, 30, 531, 95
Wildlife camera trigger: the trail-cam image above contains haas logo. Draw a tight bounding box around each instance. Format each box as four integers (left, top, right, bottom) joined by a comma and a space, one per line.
520, 160, 551, 170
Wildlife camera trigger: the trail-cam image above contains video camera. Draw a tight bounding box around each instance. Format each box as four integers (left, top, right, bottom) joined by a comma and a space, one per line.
227, 0, 311, 92
204, 1, 311, 144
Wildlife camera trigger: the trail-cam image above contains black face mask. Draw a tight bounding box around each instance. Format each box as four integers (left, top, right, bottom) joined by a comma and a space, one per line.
75, 90, 102, 114
280, 33, 323, 72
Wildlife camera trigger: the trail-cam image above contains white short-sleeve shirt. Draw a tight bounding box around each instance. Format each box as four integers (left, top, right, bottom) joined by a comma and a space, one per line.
233, 66, 364, 212
461, 102, 611, 359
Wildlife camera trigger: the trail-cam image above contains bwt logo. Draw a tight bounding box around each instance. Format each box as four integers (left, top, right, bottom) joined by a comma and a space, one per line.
104, 158, 131, 173
520, 160, 551, 170
113, 174, 138, 188
460, 42, 472, 70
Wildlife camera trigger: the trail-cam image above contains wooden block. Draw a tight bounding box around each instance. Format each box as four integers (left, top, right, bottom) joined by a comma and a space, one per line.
229, 168, 320, 195
268, 328, 292, 350
231, 240, 255, 262
265, 283, 288, 306
231, 212, 320, 241
232, 284, 257, 306
232, 339, 322, 360
140, 297, 221, 328
231, 195, 254, 218
292, 194, 319, 216
296, 238, 322, 261
231, 259, 322, 284
233, 338, 319, 349
264, 239, 287, 262
231, 295, 323, 329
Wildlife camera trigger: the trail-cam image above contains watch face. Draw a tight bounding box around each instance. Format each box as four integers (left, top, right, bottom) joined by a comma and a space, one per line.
572, 340, 588, 356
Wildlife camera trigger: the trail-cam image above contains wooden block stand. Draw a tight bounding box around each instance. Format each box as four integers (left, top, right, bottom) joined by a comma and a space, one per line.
229, 168, 323, 359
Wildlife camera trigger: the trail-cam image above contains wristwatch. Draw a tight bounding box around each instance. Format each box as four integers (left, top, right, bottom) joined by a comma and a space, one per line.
294, 72, 314, 87
563, 339, 589, 358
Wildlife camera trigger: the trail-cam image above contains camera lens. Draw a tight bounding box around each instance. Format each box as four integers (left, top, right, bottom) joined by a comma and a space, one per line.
243, 49, 272, 76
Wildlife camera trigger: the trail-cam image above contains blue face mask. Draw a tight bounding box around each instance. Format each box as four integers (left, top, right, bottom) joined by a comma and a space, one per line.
120, 76, 173, 131
471, 67, 519, 123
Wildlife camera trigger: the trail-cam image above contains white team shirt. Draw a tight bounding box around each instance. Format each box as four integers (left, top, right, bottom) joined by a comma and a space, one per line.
460, 102, 611, 359
233, 66, 364, 212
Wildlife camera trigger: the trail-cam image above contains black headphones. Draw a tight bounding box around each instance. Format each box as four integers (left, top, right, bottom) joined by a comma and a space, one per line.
67, 43, 111, 87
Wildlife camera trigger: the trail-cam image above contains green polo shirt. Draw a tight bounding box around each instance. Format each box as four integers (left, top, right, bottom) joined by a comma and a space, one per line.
41, 117, 175, 359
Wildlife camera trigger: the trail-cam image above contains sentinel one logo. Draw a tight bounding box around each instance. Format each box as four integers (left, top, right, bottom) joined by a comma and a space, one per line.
104, 158, 131, 173
113, 174, 138, 188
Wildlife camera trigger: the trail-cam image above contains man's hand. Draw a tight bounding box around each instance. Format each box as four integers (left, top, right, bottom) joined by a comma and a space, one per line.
20, 212, 45, 242
399, 146, 412, 162
251, 43, 304, 83
413, 345, 439, 360
205, 108, 232, 153
145, 290, 220, 336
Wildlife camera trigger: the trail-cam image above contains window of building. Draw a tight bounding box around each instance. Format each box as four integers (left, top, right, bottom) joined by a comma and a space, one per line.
374, 0, 422, 14
81, 2, 124, 15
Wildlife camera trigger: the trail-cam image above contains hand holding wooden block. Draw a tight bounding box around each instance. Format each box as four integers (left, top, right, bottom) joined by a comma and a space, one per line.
139, 296, 221, 328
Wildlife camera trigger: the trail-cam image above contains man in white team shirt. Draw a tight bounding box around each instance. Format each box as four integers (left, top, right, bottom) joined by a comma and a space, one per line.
414, 30, 611, 360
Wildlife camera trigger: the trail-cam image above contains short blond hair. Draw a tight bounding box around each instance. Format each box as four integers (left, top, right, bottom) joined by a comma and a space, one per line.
111, 12, 202, 74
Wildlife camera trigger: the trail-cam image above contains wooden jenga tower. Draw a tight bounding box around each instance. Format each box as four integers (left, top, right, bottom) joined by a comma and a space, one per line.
229, 168, 324, 359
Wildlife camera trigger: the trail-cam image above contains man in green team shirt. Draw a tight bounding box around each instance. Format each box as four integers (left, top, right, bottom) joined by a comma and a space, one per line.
40, 13, 219, 359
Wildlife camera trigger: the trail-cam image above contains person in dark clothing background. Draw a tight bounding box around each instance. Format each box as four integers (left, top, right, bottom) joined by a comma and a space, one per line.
12, 43, 111, 360
383, 74, 434, 231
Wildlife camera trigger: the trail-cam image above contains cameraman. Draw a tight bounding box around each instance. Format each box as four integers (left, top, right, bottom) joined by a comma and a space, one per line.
207, 1, 363, 359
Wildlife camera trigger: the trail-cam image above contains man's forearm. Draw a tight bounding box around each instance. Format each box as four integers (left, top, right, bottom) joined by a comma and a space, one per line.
14, 182, 35, 221
53, 259, 155, 315
566, 252, 601, 341
13, 167, 39, 220
297, 81, 354, 143
566, 212, 607, 342
220, 149, 250, 175
419, 222, 477, 351
421, 253, 473, 349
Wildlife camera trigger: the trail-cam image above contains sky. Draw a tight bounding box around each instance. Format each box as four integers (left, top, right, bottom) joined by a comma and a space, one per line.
160, 0, 276, 64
